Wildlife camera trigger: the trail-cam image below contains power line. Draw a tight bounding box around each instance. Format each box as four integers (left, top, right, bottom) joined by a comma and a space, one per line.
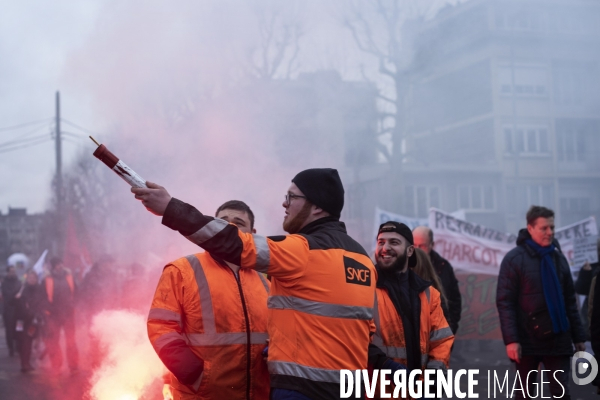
0, 133, 50, 149
61, 131, 88, 139
0, 118, 52, 133
61, 118, 103, 136
0, 137, 51, 154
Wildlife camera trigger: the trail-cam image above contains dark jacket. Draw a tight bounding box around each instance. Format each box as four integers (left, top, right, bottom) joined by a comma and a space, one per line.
496, 229, 585, 356
574, 262, 599, 340
15, 283, 45, 330
430, 250, 462, 334
590, 273, 600, 387
1, 276, 21, 318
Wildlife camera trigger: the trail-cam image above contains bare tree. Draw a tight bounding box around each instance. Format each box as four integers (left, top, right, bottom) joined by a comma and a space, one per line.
341, 0, 438, 165
247, 0, 304, 80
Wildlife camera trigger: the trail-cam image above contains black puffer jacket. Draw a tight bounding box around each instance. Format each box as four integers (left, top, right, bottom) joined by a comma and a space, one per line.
430, 250, 462, 334
496, 229, 585, 356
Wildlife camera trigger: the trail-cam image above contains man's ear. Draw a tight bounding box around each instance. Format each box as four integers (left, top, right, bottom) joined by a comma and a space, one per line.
252, 228, 257, 234
311, 204, 325, 216
407, 245, 415, 257
527, 224, 534, 236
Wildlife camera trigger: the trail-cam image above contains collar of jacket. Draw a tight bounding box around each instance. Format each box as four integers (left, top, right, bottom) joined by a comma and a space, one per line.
375, 267, 432, 293
298, 215, 345, 235
516, 228, 563, 257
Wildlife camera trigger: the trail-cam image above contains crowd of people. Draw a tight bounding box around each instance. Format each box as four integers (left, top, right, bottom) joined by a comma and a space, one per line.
134, 167, 599, 400
1, 167, 598, 400
0, 255, 154, 375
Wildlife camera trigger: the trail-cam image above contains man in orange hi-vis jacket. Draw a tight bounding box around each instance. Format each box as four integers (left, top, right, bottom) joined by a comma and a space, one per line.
148, 200, 270, 400
370, 222, 454, 375
133, 168, 376, 400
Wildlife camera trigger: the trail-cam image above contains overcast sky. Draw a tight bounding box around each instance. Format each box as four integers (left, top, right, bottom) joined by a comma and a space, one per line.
0, 0, 456, 215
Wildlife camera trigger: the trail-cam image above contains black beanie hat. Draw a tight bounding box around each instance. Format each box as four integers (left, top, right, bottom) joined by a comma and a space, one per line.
292, 168, 344, 218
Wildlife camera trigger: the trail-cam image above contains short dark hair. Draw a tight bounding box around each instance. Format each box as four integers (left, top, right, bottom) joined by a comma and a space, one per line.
49, 257, 63, 269
526, 205, 554, 226
215, 200, 255, 229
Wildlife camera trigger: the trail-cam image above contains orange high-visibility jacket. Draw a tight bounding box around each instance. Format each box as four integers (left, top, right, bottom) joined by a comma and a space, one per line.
162, 200, 377, 400
372, 282, 454, 371
147, 252, 270, 400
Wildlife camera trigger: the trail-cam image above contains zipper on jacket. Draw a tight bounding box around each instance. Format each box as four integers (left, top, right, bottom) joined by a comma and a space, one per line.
234, 271, 252, 400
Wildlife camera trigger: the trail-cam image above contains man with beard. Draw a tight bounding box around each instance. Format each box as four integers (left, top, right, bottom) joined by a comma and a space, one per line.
370, 222, 454, 375
132, 168, 376, 400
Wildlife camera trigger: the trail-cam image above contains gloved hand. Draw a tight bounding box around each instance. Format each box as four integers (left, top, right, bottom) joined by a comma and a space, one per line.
382, 359, 407, 373
262, 346, 269, 361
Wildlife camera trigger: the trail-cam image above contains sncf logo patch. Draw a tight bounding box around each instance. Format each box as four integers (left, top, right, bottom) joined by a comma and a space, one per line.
344, 256, 371, 286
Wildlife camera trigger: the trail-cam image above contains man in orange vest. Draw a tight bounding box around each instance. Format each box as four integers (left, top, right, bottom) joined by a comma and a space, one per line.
44, 257, 79, 374
370, 222, 453, 375
132, 168, 376, 400
148, 200, 270, 400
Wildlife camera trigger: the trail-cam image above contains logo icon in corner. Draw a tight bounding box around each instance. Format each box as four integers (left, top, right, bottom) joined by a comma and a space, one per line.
572, 351, 598, 385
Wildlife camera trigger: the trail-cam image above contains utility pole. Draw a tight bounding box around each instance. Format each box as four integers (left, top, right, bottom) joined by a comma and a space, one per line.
55, 91, 62, 217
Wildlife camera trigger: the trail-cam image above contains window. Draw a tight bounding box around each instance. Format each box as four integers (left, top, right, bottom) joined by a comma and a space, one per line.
498, 66, 548, 98
560, 197, 591, 214
506, 184, 554, 217
554, 67, 586, 105
504, 124, 550, 155
556, 128, 585, 162
457, 185, 495, 211
405, 186, 441, 218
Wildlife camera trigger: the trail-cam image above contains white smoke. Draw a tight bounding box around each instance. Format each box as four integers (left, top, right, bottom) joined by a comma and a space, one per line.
88, 310, 165, 400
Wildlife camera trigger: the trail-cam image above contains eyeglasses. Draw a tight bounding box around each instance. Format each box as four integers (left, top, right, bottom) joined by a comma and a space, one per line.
284, 192, 307, 205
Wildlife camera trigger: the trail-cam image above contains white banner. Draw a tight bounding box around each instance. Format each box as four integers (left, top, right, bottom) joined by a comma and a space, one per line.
428, 208, 598, 275
373, 207, 466, 251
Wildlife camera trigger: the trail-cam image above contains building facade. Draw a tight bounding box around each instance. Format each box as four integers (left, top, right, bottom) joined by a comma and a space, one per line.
393, 0, 600, 233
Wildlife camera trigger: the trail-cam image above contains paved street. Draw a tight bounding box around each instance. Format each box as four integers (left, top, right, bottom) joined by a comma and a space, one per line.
1, 322, 598, 399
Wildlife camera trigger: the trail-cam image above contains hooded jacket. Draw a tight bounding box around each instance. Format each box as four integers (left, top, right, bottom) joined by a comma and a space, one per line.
496, 229, 585, 355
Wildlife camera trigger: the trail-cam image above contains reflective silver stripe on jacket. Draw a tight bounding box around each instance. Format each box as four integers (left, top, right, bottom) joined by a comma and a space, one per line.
268, 361, 340, 383
421, 354, 429, 366
148, 307, 182, 327
186, 254, 216, 335
425, 287, 430, 303
268, 296, 372, 320
187, 332, 269, 346
382, 345, 408, 359
253, 234, 271, 272
258, 272, 270, 294
186, 254, 268, 347
426, 359, 446, 370
186, 218, 229, 245
153, 331, 185, 353
430, 327, 453, 342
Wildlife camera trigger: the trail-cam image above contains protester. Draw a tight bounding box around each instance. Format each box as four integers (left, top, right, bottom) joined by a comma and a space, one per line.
44, 257, 79, 374
370, 222, 454, 374
413, 226, 462, 334
14, 270, 44, 373
589, 271, 600, 392
574, 237, 600, 339
1, 265, 21, 357
132, 168, 376, 400
496, 206, 585, 400
148, 200, 270, 399
80, 255, 120, 316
